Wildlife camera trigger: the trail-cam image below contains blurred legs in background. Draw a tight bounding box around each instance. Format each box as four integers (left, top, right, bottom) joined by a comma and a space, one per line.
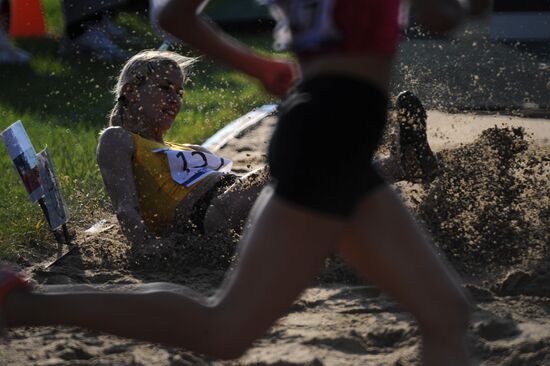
0, 0, 31, 64
59, 0, 147, 62
0, 28, 30, 64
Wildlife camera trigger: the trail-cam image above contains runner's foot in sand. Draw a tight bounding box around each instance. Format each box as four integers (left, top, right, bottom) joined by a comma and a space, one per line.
396, 91, 439, 183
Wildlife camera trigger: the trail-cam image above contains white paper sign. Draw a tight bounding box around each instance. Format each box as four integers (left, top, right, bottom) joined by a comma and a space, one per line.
1, 121, 43, 203
153, 148, 233, 187
37, 148, 70, 230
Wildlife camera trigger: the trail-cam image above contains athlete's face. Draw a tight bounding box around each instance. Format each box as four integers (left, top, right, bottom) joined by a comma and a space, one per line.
135, 65, 184, 134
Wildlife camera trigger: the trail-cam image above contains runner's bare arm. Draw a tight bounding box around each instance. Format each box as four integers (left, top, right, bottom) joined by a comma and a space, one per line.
96, 127, 151, 245
158, 0, 295, 97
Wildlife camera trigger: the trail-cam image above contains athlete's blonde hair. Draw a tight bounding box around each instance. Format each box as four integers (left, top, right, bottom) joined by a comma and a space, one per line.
109, 50, 195, 132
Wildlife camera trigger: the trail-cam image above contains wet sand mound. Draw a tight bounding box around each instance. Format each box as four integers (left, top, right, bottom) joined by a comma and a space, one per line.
417, 127, 548, 274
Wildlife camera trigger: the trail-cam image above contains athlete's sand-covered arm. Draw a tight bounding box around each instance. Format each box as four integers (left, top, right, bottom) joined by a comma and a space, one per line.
97, 127, 152, 245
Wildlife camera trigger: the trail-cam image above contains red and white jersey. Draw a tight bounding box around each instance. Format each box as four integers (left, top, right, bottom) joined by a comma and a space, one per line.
263, 0, 402, 57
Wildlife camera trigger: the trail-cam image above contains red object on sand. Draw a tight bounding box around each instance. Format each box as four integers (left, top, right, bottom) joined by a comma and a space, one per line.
0, 270, 30, 306
9, 0, 47, 37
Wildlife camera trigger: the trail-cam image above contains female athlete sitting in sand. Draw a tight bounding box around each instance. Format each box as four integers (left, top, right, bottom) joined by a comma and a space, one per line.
97, 50, 438, 246
97, 50, 271, 245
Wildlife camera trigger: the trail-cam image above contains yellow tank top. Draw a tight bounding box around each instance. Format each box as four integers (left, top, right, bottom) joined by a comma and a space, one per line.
131, 133, 195, 234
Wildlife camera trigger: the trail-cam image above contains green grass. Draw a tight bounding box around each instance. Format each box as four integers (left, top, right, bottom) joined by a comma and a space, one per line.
0, 3, 279, 261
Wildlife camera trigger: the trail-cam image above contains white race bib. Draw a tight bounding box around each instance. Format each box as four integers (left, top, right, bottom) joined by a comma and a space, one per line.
153, 148, 233, 187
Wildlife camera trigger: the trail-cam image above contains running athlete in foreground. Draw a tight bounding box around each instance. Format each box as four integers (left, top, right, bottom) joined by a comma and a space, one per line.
0, 0, 491, 365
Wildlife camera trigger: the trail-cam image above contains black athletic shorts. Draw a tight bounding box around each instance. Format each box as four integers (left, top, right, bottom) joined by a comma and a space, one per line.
189, 173, 238, 234
268, 74, 388, 217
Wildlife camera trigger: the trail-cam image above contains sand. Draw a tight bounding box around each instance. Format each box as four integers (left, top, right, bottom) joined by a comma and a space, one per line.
1, 111, 549, 366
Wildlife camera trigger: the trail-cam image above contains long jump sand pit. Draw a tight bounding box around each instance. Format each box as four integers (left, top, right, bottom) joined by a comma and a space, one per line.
1, 111, 549, 365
